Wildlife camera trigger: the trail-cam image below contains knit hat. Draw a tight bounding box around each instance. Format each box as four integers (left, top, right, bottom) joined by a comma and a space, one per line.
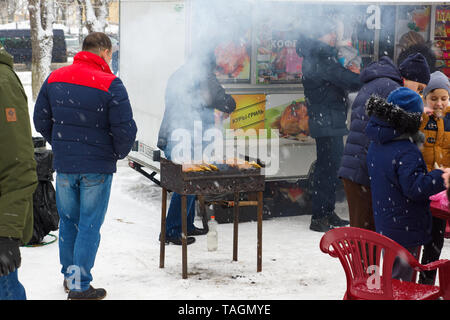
422, 71, 450, 98
398, 52, 430, 84
387, 87, 424, 114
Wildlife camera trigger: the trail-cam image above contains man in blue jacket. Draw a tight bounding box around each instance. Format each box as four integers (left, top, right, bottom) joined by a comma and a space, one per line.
338, 53, 430, 231
33, 32, 137, 300
298, 19, 362, 232
365, 87, 446, 281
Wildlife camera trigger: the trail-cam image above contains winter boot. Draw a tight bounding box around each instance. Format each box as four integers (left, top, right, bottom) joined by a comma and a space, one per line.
67, 286, 107, 300
309, 216, 334, 232
328, 212, 349, 227
187, 227, 208, 236
160, 234, 196, 245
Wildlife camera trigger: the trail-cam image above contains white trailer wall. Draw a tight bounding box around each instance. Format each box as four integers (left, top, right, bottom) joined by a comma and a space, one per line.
120, 0, 186, 167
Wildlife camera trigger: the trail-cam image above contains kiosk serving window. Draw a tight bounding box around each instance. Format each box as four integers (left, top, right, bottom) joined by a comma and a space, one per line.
190, 1, 441, 89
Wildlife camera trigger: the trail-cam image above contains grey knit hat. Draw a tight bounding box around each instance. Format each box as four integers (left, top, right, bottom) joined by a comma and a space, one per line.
423, 71, 450, 98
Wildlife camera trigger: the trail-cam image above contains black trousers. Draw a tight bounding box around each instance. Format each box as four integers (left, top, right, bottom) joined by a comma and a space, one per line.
419, 216, 446, 285
311, 136, 344, 219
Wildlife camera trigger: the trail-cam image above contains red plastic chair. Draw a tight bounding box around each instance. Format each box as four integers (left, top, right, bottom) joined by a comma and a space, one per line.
320, 227, 450, 300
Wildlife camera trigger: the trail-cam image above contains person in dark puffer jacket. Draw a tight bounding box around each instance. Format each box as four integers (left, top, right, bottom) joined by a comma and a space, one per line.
365, 87, 446, 282
297, 19, 362, 232
33, 32, 137, 300
338, 53, 430, 232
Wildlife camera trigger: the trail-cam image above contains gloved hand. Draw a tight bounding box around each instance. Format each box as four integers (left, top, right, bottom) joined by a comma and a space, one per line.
0, 237, 21, 277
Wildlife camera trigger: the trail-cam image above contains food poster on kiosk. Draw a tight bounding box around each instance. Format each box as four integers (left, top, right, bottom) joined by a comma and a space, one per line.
215, 93, 312, 143
434, 5, 450, 76
189, 0, 253, 83
255, 27, 303, 84
214, 30, 252, 82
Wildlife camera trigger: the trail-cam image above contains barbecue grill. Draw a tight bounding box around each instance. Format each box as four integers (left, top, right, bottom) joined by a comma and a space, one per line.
158, 157, 265, 279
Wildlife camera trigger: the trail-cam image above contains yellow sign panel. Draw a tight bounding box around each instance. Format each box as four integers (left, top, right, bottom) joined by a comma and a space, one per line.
230, 95, 266, 133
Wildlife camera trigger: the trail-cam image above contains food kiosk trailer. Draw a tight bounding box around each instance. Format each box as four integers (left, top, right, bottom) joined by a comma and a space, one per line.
120, 0, 448, 220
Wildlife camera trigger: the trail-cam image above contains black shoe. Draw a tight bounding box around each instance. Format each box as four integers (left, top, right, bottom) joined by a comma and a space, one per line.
187, 227, 208, 236
328, 212, 349, 227
310, 216, 334, 232
67, 285, 107, 300
161, 235, 196, 245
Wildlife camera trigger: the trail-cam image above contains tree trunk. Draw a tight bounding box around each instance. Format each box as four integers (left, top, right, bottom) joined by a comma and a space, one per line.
77, 0, 84, 44
28, 0, 55, 101
82, 0, 111, 33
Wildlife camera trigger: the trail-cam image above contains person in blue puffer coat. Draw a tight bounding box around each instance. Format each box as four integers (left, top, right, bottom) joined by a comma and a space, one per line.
365, 87, 446, 282
33, 32, 137, 300
338, 53, 430, 232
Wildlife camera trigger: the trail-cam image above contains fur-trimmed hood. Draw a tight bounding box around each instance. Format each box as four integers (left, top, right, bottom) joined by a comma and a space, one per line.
365, 95, 423, 145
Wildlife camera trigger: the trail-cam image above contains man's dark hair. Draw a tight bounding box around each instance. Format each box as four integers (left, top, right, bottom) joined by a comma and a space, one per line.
82, 32, 112, 53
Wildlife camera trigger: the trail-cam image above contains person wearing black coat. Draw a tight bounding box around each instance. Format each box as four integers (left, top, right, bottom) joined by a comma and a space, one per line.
297, 20, 362, 232
157, 49, 236, 245
338, 53, 431, 232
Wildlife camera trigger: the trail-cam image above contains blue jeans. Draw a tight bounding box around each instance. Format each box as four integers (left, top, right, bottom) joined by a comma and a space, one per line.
163, 145, 197, 238
311, 136, 344, 219
0, 270, 26, 300
166, 193, 196, 238
56, 173, 113, 292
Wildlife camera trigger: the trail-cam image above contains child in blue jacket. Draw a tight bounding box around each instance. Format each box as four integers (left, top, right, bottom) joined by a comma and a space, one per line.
365, 87, 447, 282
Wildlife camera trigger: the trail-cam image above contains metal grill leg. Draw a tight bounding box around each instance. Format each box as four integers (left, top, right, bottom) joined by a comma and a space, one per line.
159, 188, 167, 268
233, 192, 239, 261
181, 194, 188, 279
257, 191, 263, 272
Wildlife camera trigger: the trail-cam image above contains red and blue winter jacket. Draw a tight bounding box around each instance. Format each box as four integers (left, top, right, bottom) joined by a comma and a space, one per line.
33, 51, 137, 173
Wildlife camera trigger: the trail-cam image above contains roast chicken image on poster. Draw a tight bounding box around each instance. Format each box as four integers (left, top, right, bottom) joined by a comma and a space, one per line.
214, 34, 251, 82
216, 94, 310, 141
270, 100, 309, 139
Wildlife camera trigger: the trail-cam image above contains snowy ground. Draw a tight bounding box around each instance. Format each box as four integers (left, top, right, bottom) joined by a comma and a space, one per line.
17, 71, 450, 300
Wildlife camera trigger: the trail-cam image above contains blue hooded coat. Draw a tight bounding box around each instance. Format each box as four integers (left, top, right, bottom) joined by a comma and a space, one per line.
338, 56, 403, 187
365, 95, 446, 248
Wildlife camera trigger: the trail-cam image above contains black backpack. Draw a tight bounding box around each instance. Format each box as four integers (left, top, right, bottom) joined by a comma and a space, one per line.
28, 138, 59, 245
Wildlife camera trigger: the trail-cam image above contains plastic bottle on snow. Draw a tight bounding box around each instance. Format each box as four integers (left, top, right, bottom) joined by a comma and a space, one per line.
207, 216, 218, 251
